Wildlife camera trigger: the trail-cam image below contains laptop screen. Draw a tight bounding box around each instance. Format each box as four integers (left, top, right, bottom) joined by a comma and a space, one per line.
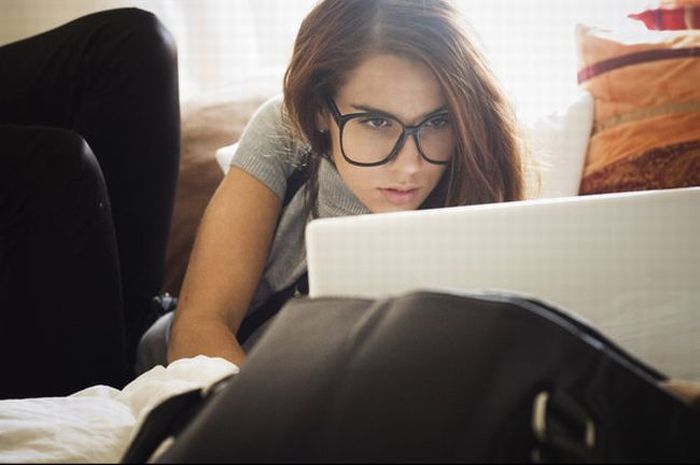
305, 187, 700, 380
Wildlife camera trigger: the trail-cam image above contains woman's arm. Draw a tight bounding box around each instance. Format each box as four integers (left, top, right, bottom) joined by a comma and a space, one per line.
167, 166, 282, 367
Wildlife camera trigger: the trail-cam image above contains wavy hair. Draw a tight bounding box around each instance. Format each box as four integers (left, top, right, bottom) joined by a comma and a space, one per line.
284, 0, 525, 214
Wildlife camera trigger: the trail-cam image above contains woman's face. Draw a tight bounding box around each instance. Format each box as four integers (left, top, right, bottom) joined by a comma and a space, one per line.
321, 53, 451, 213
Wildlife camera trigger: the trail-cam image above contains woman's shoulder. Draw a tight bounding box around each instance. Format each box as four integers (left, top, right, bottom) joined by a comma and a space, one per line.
249, 94, 284, 127
231, 94, 310, 200
239, 94, 309, 161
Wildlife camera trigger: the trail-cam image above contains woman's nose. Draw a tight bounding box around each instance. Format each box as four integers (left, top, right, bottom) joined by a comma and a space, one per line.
389, 134, 423, 173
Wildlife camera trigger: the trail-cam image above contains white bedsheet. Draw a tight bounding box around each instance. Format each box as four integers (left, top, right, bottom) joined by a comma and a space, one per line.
0, 356, 238, 463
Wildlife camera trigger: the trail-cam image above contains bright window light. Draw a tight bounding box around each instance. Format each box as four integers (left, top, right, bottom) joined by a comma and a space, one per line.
454, 0, 651, 120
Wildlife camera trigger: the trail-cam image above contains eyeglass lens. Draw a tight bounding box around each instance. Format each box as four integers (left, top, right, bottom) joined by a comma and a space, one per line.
342, 114, 456, 165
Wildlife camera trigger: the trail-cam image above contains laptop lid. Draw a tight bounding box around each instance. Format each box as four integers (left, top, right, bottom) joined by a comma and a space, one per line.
305, 187, 700, 380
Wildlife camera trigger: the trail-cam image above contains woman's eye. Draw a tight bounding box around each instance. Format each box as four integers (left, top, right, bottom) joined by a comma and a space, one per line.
360, 117, 392, 129
425, 115, 449, 129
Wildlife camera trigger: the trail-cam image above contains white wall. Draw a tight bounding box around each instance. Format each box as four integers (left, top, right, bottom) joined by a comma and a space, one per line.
0, 0, 650, 115
0, 0, 140, 45
0, 0, 314, 102
455, 0, 651, 120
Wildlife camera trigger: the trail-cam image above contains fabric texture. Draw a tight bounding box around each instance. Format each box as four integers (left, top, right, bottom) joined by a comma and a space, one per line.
0, 126, 128, 398
576, 23, 700, 195
154, 291, 700, 463
0, 356, 237, 463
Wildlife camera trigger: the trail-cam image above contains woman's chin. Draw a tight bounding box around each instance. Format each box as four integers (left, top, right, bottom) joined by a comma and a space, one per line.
367, 201, 420, 214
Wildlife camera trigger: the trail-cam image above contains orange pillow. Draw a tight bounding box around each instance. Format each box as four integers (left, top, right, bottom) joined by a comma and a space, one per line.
576, 24, 700, 195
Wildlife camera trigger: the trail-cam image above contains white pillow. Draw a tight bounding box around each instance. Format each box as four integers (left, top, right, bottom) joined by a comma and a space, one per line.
523, 89, 594, 199
215, 90, 594, 199
215, 142, 238, 174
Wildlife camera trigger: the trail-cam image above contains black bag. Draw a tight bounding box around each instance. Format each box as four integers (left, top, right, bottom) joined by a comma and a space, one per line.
124, 290, 700, 463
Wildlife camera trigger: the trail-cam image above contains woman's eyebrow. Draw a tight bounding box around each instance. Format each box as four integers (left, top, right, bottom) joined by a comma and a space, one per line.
350, 103, 448, 121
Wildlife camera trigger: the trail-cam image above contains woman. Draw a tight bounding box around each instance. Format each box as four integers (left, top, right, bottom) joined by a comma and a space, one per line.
138, 0, 524, 372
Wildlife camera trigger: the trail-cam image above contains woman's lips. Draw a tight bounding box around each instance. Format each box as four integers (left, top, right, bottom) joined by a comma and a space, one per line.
379, 187, 419, 205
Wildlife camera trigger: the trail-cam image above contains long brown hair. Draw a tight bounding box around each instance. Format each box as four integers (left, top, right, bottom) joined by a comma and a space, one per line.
284, 0, 525, 213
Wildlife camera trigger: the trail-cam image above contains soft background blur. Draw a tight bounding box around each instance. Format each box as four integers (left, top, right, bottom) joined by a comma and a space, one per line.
0, 0, 652, 120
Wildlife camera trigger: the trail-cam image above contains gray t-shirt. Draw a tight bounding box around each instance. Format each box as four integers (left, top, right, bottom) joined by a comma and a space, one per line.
231, 95, 371, 317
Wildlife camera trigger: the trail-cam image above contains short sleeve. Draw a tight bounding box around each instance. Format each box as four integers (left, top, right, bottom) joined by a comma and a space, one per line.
230, 95, 305, 200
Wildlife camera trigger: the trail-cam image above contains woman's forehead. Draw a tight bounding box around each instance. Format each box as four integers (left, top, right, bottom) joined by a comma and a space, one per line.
336, 53, 447, 122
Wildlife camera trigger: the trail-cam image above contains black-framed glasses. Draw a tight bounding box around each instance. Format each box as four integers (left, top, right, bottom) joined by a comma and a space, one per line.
326, 98, 456, 167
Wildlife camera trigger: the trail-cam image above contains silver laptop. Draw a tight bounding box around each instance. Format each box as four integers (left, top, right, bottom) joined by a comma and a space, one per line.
305, 187, 700, 380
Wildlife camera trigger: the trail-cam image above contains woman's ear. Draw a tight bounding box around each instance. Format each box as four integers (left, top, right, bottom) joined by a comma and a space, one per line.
315, 109, 330, 134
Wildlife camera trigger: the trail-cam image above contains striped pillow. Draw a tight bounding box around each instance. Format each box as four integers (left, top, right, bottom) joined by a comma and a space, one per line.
576, 24, 700, 195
